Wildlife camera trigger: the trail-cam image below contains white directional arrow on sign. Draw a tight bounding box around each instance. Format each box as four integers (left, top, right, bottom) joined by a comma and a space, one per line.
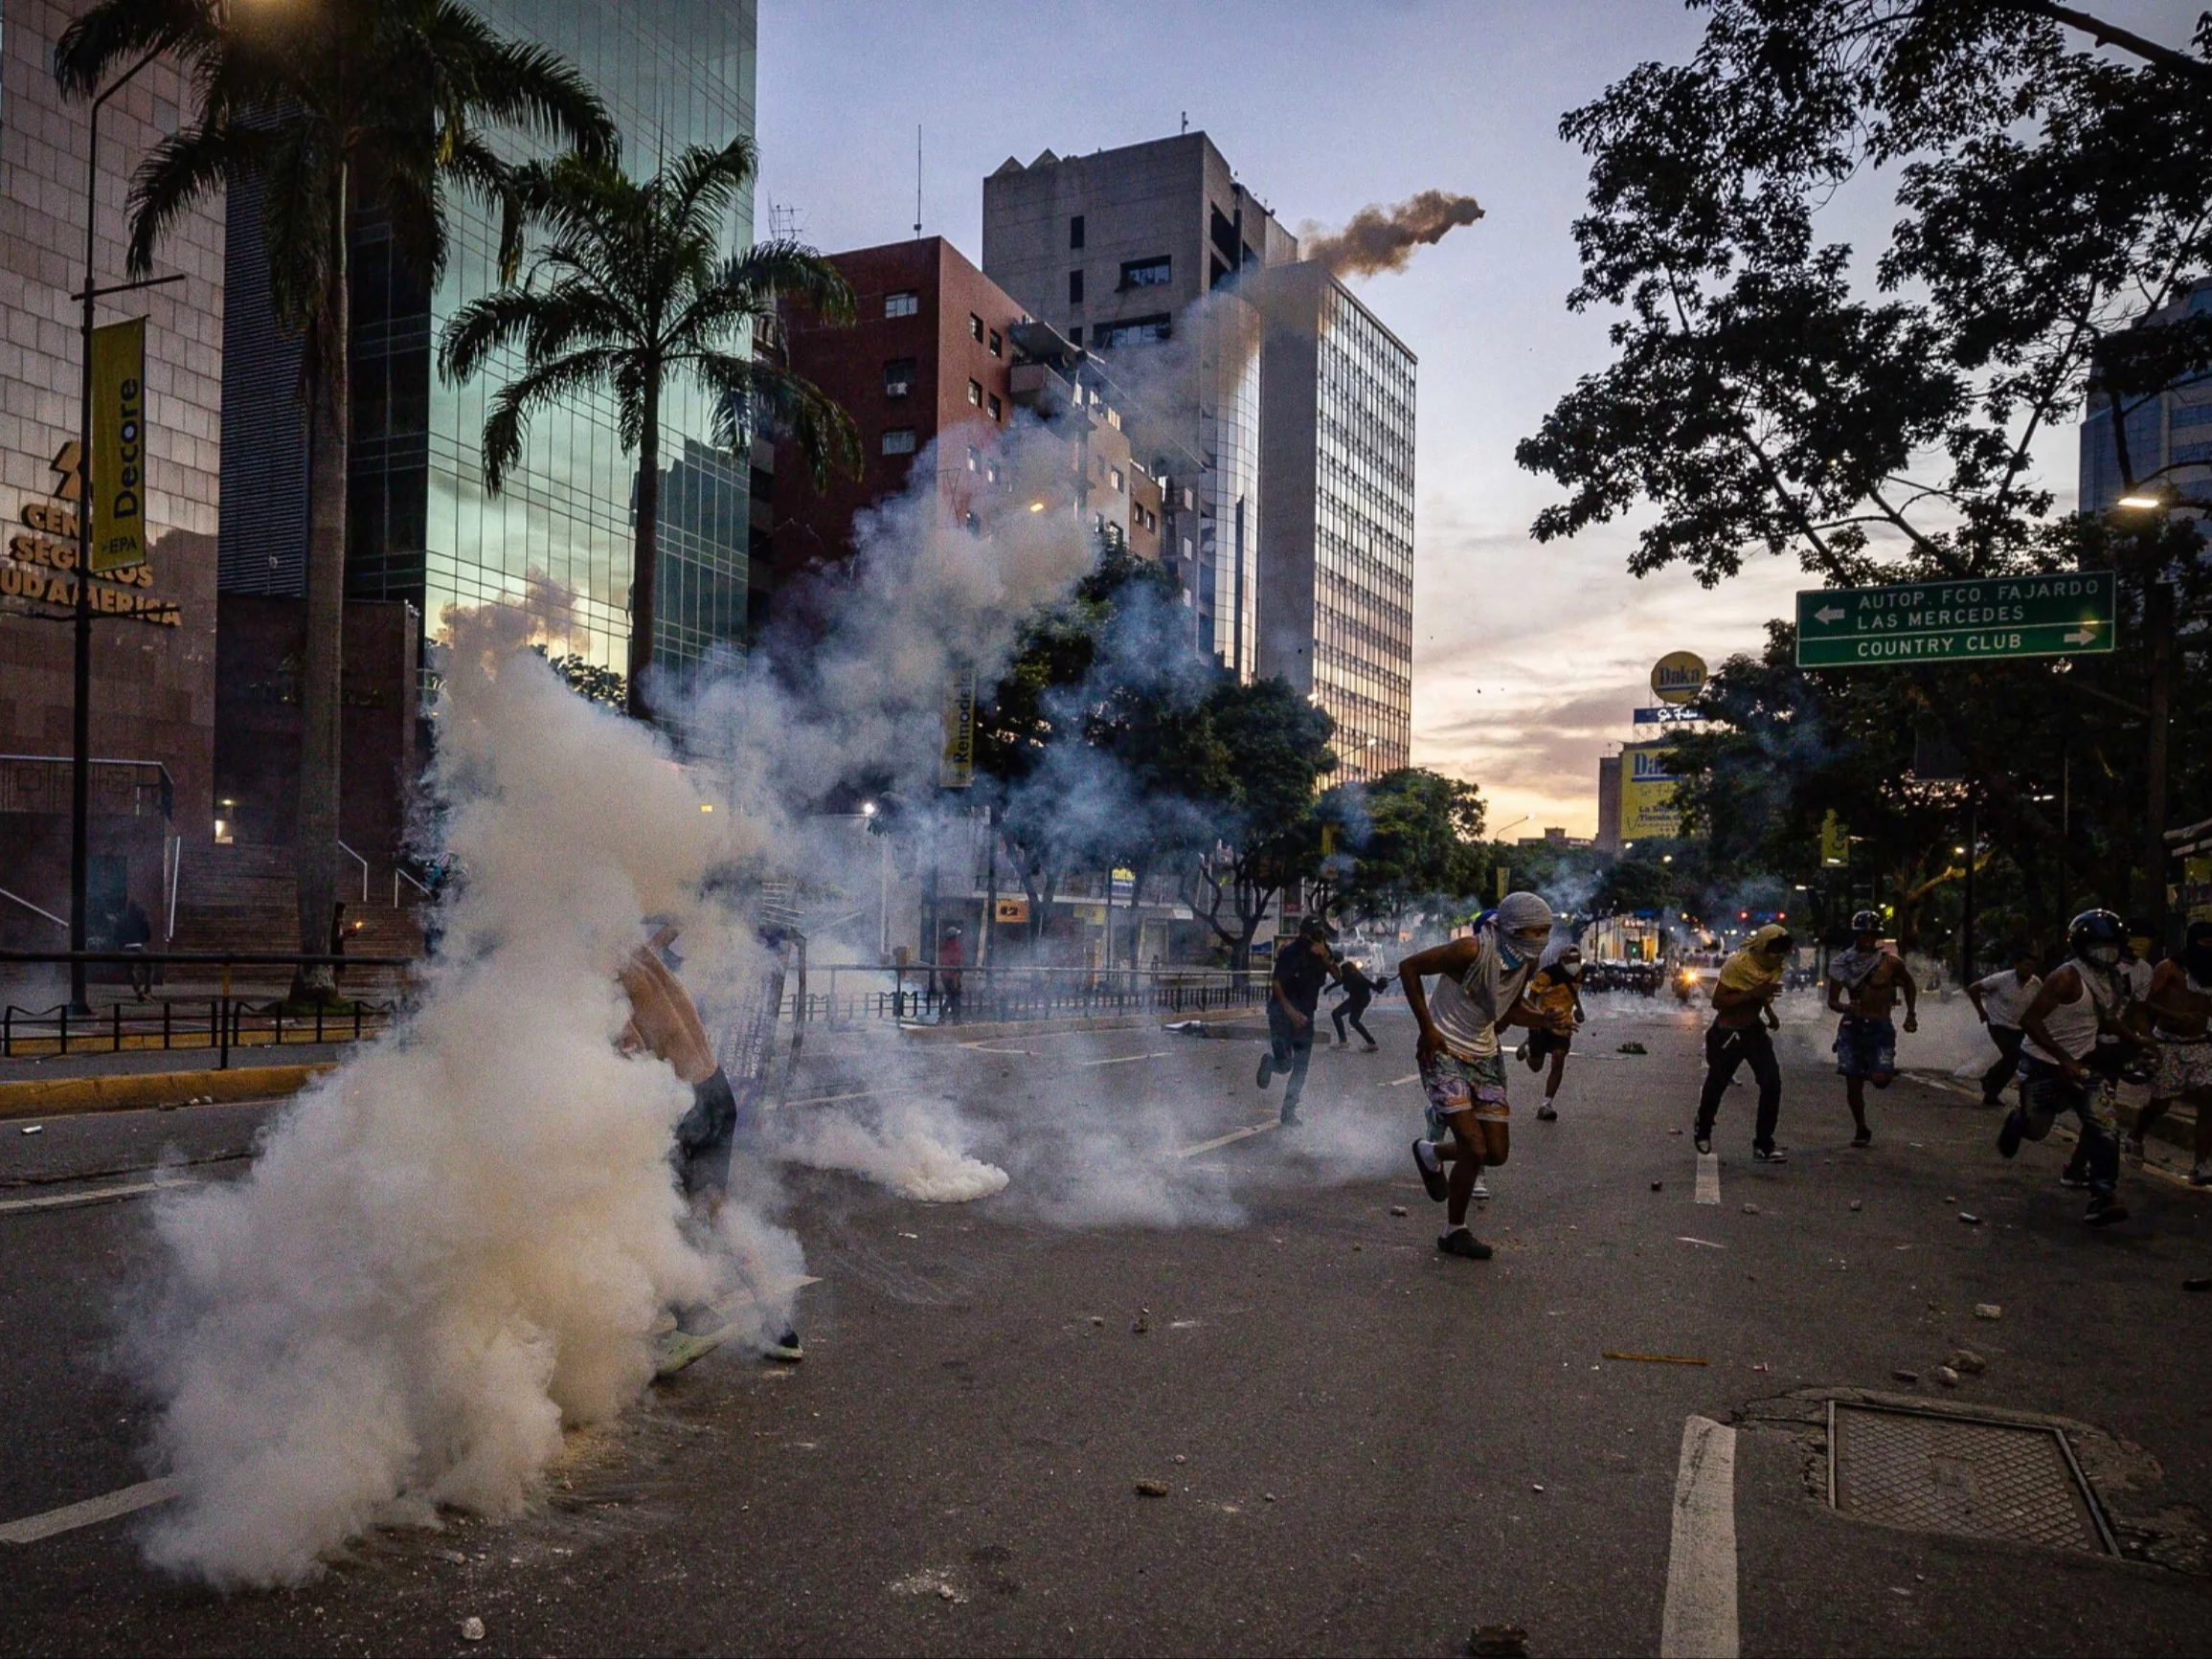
2064, 627, 2097, 645
1814, 605, 1846, 624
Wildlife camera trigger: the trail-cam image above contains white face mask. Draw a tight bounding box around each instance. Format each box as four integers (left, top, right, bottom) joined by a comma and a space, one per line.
2083, 942, 2121, 968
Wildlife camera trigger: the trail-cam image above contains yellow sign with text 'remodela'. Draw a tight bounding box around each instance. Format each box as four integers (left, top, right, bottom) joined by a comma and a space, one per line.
90, 318, 147, 572
1619, 742, 1682, 841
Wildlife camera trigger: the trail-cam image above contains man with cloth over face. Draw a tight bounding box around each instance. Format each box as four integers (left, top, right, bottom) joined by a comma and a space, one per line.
1695, 924, 1794, 1162
1399, 891, 1555, 1261
1257, 914, 1336, 1126
1826, 910, 1918, 1147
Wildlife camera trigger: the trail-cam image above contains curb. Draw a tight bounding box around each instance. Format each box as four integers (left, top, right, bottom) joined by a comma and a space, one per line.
893, 1013, 1157, 1043
0, 1064, 332, 1122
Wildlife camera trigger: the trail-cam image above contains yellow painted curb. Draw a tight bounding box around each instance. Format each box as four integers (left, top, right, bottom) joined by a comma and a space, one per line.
0, 1064, 333, 1121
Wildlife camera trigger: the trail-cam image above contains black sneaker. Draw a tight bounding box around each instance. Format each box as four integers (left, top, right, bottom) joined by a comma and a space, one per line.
2084, 1194, 2129, 1226
1256, 1053, 1275, 1088
1693, 1132, 1713, 1155
1411, 1139, 1449, 1202
2058, 1169, 2090, 1191
1437, 1228, 1494, 1261
1851, 1127, 1873, 1148
1998, 1109, 2026, 1159
1279, 1107, 1302, 1127
1536, 1101, 1558, 1122
764, 1329, 804, 1362
1753, 1146, 1788, 1164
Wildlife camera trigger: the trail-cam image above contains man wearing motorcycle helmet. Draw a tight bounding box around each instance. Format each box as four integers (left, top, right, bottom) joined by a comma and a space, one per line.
2002, 908, 2138, 1225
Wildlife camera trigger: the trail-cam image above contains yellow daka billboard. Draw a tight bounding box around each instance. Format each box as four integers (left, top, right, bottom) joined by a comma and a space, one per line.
1619, 742, 1682, 841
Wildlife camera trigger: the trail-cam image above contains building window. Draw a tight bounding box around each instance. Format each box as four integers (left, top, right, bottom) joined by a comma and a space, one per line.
1068, 325, 1083, 347
1069, 269, 1084, 305
969, 312, 983, 342
967, 378, 983, 407
1070, 214, 1085, 250
987, 393, 1003, 421
966, 445, 982, 473
1120, 256, 1172, 289
883, 357, 915, 398
882, 428, 917, 456
885, 290, 919, 318
987, 328, 1003, 358
1093, 314, 1172, 348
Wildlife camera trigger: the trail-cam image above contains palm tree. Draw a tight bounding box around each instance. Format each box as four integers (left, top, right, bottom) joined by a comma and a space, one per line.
440, 137, 861, 720
56, 0, 614, 1000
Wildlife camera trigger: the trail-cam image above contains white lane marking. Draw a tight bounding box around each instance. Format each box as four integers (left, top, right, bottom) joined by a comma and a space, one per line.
1176, 1121, 1280, 1159
1676, 1237, 1726, 1249
782, 1088, 889, 1107
1076, 1050, 1168, 1067
1659, 1416, 1739, 1658
0, 1180, 184, 1216
0, 1478, 177, 1545
1387, 1073, 1420, 1087
959, 1042, 1038, 1055
1695, 1153, 1721, 1205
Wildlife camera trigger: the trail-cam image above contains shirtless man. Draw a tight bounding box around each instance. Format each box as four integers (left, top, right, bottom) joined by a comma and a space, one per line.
1400, 891, 1555, 1261
2128, 921, 2212, 1185
1825, 911, 1918, 1147
2001, 908, 2136, 1226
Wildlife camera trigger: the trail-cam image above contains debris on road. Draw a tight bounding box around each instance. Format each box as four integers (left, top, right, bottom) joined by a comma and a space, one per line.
2186, 1278, 2211, 1293
1601, 1352, 1709, 1365
19, 1125, 42, 1135
1974, 1303, 2003, 1320
1849, 1199, 1862, 1212
1951, 1350, 1987, 1375
1132, 1310, 1150, 1334
1959, 1213, 1981, 1224
1651, 1181, 1663, 1192
1530, 1483, 1545, 1492
1751, 1362, 1772, 1373
461, 1617, 485, 1642
1390, 1205, 1409, 1217
1742, 1202, 1760, 1215
1090, 1315, 1104, 1327
1935, 1365, 1961, 1386
1676, 1236, 1725, 1249
1618, 1042, 1648, 1054
1892, 1368, 1921, 1383
1134, 1479, 1170, 1497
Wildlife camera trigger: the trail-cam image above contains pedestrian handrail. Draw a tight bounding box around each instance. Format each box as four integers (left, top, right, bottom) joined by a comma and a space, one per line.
791, 962, 1273, 1028
337, 841, 370, 903
394, 864, 432, 905
0, 887, 69, 930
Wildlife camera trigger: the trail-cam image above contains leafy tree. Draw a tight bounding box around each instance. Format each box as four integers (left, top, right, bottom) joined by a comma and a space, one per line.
440, 137, 861, 720
1322, 768, 1489, 928
58, 0, 614, 998
1519, 0, 2212, 588
1181, 677, 1338, 969
531, 644, 624, 707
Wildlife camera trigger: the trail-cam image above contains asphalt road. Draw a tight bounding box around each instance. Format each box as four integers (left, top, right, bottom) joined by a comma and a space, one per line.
4, 992, 2210, 1656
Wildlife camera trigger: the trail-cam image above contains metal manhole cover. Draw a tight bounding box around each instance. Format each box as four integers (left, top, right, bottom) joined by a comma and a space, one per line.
1829, 1402, 2113, 1555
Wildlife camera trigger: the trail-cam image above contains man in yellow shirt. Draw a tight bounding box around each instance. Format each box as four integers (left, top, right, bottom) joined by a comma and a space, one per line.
1695, 924, 1794, 1162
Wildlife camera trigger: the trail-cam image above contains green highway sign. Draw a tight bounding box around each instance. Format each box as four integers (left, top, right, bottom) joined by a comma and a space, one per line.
1795, 572, 2116, 668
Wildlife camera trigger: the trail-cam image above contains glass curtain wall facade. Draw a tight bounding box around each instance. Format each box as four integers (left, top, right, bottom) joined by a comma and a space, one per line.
2078, 280, 2212, 516
1200, 303, 1263, 680
1310, 277, 1414, 777
344, 0, 757, 674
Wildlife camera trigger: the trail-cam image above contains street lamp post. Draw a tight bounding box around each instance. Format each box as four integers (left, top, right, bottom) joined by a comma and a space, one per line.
68, 45, 180, 1014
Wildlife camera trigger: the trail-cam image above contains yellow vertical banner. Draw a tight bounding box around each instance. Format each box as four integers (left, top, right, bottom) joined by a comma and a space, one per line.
90, 318, 147, 572
940, 671, 977, 789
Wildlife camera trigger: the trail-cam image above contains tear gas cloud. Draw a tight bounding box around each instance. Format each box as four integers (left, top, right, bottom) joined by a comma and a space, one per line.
1298, 190, 1484, 278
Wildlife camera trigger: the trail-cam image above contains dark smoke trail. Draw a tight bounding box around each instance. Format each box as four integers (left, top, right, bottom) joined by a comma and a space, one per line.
1299, 190, 1485, 277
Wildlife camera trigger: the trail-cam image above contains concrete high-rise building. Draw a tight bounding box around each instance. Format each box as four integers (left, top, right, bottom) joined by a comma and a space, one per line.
1254, 261, 1414, 783
982, 133, 1299, 680
2079, 279, 2212, 516
220, 0, 759, 679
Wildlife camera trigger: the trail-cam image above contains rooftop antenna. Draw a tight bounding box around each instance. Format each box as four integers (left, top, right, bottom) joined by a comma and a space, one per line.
914, 124, 923, 239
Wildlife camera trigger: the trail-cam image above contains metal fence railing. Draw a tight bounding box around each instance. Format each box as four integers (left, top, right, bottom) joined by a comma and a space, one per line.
0, 951, 415, 1068
794, 963, 1271, 1028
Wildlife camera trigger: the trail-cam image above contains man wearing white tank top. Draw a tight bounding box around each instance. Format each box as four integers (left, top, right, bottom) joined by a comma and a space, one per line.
2000, 908, 2136, 1226
1399, 891, 1555, 1261
2129, 921, 2212, 1184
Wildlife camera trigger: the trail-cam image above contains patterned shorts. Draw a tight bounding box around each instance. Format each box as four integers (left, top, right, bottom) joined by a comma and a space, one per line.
1422, 1048, 1509, 1130
2153, 1039, 2212, 1100
2020, 1057, 2119, 1137
1834, 1015, 1897, 1079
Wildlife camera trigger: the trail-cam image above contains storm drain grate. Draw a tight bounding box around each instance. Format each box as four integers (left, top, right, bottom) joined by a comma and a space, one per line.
1828, 1401, 2114, 1556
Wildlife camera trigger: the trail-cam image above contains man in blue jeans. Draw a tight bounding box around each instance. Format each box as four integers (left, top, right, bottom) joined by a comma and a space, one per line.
1826, 910, 1918, 1147
2002, 908, 2135, 1226
1257, 916, 1335, 1126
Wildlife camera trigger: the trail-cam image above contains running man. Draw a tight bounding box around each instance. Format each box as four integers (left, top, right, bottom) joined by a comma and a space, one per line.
1331, 957, 1388, 1050
1257, 915, 1335, 1126
1966, 947, 2042, 1108
2128, 920, 2212, 1184
1825, 910, 1918, 1147
1520, 944, 1587, 1122
1999, 908, 2136, 1226
1400, 891, 1554, 1261
1695, 924, 1793, 1161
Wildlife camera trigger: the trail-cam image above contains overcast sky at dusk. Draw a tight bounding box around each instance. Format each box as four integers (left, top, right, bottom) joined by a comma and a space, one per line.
754, 1, 2113, 838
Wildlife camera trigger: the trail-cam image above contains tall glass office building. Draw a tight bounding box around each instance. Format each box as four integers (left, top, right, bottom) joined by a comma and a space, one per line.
220, 0, 757, 676
2078, 278, 2212, 517
1257, 263, 1415, 784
